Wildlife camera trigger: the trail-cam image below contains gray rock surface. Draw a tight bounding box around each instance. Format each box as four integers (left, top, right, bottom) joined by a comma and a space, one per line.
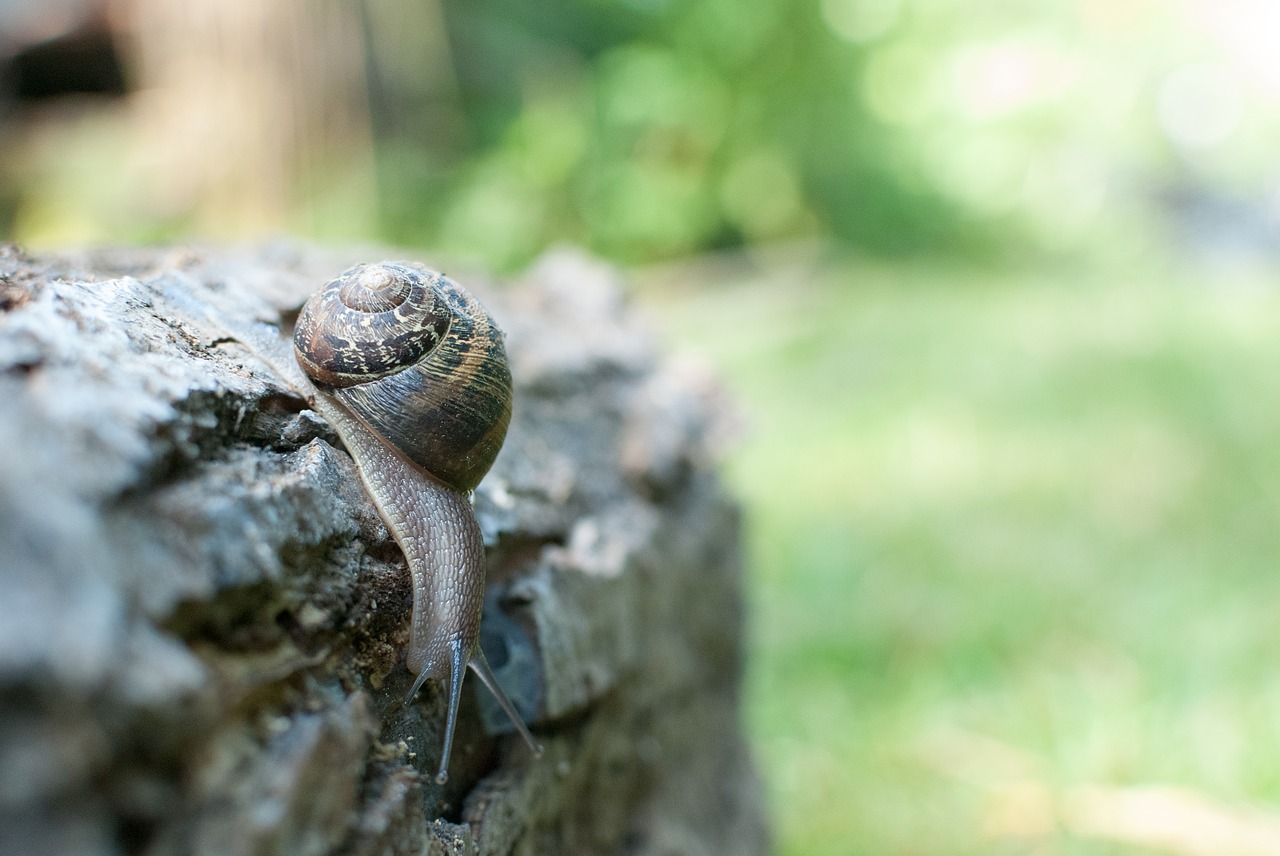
0, 243, 767, 856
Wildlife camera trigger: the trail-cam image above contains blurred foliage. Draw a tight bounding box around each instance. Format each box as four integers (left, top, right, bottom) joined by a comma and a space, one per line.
401, 0, 1280, 269
8, 0, 1279, 268
646, 255, 1280, 855
385, 0, 985, 265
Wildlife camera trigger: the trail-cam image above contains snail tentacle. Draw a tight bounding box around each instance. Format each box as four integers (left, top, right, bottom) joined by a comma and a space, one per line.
434, 638, 467, 785
469, 648, 545, 761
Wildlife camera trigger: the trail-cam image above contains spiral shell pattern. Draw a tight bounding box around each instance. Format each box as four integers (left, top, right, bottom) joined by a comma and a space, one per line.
294, 262, 513, 492
293, 263, 451, 389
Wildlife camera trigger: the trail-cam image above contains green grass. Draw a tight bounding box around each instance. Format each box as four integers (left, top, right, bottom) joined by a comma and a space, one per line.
641, 255, 1280, 855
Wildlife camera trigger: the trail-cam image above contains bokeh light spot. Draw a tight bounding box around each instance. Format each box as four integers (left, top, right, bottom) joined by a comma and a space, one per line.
1157, 62, 1245, 153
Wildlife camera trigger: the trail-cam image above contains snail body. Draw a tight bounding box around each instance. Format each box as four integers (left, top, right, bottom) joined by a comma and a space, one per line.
292, 262, 539, 784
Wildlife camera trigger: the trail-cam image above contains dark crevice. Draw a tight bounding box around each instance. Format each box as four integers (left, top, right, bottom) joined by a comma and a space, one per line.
162, 580, 294, 651
7, 26, 128, 100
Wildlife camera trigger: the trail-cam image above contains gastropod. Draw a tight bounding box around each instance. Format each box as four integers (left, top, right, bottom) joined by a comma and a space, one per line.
291, 261, 541, 783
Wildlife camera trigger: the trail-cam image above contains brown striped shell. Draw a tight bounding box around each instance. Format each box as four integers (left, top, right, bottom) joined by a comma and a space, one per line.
293, 262, 512, 492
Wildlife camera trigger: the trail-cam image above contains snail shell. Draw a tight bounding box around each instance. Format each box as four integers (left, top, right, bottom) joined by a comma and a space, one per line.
293, 262, 512, 491
292, 261, 538, 784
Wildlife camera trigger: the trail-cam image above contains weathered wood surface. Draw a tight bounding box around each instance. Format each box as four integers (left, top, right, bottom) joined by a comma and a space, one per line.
0, 244, 767, 856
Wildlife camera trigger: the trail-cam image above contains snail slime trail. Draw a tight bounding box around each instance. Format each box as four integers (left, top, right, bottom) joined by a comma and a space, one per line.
293, 262, 542, 784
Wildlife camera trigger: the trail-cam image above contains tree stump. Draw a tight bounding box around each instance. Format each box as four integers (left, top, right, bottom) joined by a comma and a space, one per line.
0, 244, 767, 856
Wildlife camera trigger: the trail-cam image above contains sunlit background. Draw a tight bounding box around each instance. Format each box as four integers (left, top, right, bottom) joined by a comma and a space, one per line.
5, 0, 1280, 852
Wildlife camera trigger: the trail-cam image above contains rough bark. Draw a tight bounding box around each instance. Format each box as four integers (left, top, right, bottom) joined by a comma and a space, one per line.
0, 243, 767, 856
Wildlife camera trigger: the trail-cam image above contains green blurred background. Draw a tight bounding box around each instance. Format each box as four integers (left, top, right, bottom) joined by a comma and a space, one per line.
5, 0, 1280, 852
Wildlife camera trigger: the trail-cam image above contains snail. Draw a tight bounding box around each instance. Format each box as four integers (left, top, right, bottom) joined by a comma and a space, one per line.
290, 261, 542, 784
